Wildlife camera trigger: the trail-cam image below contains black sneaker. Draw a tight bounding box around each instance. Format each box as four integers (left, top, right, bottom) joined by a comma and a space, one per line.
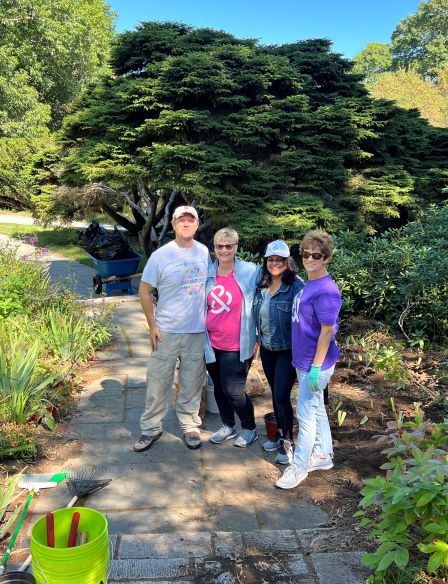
133, 432, 162, 452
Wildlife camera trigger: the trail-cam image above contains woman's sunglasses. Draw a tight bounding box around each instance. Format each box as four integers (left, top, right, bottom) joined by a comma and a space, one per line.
301, 251, 325, 260
215, 243, 237, 250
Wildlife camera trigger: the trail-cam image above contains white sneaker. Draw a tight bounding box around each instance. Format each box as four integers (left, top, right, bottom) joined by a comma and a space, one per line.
275, 465, 308, 489
209, 425, 237, 444
263, 436, 281, 452
308, 453, 334, 472
275, 439, 294, 465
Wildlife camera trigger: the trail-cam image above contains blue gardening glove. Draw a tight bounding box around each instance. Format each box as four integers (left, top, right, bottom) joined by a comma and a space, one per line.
308, 364, 322, 392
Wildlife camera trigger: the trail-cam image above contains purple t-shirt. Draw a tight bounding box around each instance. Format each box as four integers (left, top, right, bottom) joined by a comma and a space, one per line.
291, 274, 342, 372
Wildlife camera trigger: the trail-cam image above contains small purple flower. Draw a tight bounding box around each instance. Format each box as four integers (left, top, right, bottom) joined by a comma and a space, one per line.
28, 236, 38, 245
39, 247, 49, 254
21, 255, 30, 261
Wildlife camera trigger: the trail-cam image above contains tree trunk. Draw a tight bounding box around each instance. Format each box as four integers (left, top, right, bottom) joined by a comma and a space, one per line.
101, 203, 141, 233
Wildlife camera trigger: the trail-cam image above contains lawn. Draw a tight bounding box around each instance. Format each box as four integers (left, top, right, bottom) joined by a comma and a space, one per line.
0, 223, 94, 267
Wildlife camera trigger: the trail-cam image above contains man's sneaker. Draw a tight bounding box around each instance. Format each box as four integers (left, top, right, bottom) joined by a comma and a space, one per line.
133, 432, 162, 452
308, 453, 334, 472
209, 425, 237, 444
275, 439, 294, 465
263, 435, 281, 452
234, 428, 258, 448
184, 430, 201, 450
275, 465, 308, 489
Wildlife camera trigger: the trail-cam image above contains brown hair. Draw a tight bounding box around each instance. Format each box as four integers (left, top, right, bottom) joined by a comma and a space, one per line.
300, 230, 334, 258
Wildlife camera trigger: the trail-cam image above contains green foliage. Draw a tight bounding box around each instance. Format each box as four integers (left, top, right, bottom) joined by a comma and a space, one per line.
0, 473, 22, 536
371, 69, 448, 128
358, 414, 448, 581
0, 240, 51, 317
331, 205, 448, 343
0, 423, 37, 460
0, 333, 62, 424
42, 305, 112, 363
0, 236, 113, 461
352, 42, 393, 82
58, 22, 448, 248
392, 0, 448, 78
0, 0, 115, 125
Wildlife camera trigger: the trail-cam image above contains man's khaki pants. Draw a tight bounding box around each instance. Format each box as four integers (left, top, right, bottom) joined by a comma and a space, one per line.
140, 332, 205, 435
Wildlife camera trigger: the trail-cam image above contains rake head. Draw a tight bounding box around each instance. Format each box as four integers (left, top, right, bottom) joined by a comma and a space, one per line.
64, 466, 132, 498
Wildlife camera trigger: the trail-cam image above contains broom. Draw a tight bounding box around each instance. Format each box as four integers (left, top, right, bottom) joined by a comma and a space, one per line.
18, 466, 131, 573
0, 472, 68, 575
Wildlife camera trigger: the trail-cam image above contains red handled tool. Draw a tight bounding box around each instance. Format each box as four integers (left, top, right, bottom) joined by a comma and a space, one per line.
67, 511, 80, 548
46, 512, 55, 548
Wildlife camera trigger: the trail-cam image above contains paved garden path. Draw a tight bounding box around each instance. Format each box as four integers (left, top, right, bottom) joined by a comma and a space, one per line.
7, 239, 370, 583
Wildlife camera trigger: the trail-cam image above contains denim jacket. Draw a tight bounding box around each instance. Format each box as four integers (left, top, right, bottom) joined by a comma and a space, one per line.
205, 259, 260, 364
253, 277, 304, 351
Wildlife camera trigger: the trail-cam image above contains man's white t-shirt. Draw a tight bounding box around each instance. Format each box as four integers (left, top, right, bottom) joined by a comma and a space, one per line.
141, 240, 209, 333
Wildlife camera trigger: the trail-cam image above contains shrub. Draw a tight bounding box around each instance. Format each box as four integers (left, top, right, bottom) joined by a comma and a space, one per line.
0, 423, 37, 460
0, 333, 64, 424
0, 241, 51, 318
357, 413, 448, 582
331, 204, 448, 344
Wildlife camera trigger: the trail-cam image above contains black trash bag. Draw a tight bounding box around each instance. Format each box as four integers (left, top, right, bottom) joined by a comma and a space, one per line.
78, 221, 133, 260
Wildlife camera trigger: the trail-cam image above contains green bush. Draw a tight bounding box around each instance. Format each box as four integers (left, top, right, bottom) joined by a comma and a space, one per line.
0, 423, 37, 460
357, 413, 448, 582
0, 240, 51, 318
0, 236, 113, 460
331, 204, 448, 344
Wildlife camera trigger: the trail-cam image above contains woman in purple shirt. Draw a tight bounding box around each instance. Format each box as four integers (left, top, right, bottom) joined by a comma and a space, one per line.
276, 230, 342, 489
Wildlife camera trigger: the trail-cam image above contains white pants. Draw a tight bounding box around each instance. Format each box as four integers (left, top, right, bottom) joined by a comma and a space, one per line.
293, 366, 335, 469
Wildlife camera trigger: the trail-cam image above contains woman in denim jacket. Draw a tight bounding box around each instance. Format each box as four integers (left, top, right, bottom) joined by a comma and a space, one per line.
205, 228, 260, 448
253, 240, 304, 464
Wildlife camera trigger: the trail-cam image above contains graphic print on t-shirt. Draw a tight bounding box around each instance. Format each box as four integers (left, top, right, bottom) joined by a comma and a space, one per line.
180, 265, 206, 296
292, 288, 304, 323
209, 284, 232, 314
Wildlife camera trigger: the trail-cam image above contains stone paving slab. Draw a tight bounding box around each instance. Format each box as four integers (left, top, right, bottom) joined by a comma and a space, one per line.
119, 532, 212, 559
87, 461, 205, 510
68, 421, 135, 441
311, 551, 370, 583
255, 500, 328, 531
109, 558, 191, 581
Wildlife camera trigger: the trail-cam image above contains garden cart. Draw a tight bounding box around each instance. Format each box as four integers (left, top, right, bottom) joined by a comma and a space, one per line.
87, 250, 142, 296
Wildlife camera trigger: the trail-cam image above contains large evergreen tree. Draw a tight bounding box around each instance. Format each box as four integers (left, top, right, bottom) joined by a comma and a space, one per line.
57, 22, 448, 255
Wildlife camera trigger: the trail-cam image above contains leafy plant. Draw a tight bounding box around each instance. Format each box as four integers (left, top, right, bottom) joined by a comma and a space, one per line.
0, 473, 23, 537
356, 414, 448, 582
0, 424, 37, 460
42, 305, 112, 363
0, 335, 62, 424
337, 410, 347, 427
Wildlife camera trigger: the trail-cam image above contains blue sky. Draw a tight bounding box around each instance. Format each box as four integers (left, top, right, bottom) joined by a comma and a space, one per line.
109, 0, 421, 58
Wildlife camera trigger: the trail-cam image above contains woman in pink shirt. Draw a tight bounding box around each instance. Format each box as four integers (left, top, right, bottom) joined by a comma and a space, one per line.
205, 228, 260, 448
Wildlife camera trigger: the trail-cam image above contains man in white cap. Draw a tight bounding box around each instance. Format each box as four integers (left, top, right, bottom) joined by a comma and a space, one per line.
134, 205, 209, 451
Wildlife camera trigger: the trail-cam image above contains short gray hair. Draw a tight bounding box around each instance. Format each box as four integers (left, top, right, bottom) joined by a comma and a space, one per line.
214, 228, 239, 245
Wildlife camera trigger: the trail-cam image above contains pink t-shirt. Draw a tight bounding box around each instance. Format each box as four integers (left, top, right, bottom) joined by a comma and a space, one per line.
206, 273, 242, 351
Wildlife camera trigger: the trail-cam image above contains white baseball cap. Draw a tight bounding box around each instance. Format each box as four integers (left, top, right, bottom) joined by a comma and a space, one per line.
265, 240, 290, 258
172, 205, 199, 220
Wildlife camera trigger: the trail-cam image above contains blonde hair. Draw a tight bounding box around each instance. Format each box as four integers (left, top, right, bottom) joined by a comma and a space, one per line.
214, 228, 239, 245
300, 230, 334, 258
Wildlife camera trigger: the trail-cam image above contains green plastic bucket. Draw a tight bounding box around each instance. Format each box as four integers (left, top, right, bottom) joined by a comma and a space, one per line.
30, 507, 109, 584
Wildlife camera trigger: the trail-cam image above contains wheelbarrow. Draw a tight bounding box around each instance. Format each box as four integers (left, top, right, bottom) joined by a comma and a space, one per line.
87, 250, 142, 295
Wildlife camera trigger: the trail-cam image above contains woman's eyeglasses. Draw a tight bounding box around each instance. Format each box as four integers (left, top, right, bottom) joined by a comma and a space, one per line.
301, 251, 325, 260
215, 243, 237, 251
